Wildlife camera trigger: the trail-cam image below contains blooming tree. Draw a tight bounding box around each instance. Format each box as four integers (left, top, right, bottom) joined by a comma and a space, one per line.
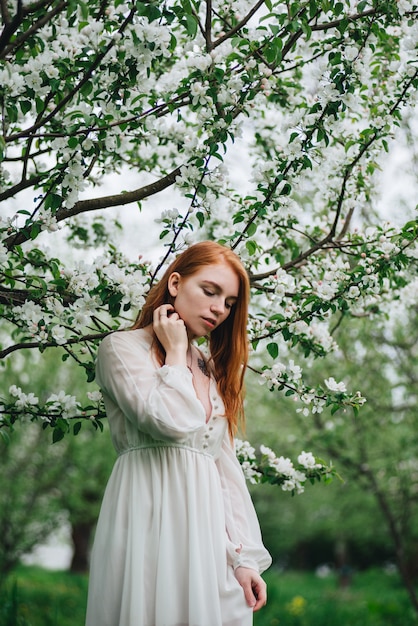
1, 1, 418, 479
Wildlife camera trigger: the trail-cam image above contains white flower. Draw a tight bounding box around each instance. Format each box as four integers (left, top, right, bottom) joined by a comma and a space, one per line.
50, 325, 66, 345
9, 385, 39, 409
288, 360, 302, 380
259, 444, 276, 462
47, 391, 78, 417
155, 207, 180, 224
324, 377, 347, 393
241, 462, 262, 484
190, 82, 209, 106
344, 45, 358, 62
298, 451, 321, 469
9, 385, 21, 397
272, 455, 295, 476
347, 285, 360, 299
187, 54, 212, 72
87, 390, 103, 403
236, 439, 256, 460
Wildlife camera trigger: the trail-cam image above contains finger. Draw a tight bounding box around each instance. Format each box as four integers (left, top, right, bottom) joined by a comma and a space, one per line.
242, 581, 257, 608
252, 580, 267, 612
154, 305, 174, 321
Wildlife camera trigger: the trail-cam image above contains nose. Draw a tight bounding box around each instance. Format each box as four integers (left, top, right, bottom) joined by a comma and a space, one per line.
210, 297, 226, 316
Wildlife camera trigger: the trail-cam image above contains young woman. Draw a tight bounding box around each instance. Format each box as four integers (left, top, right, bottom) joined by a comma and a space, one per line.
85, 241, 271, 626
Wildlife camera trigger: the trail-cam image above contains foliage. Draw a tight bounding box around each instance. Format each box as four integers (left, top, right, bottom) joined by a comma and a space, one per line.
0, 423, 65, 577
1, 0, 417, 438
2, 0, 418, 612
243, 302, 418, 606
1, 565, 415, 626
254, 568, 416, 626
0, 349, 114, 577
235, 438, 339, 494
0, 567, 88, 626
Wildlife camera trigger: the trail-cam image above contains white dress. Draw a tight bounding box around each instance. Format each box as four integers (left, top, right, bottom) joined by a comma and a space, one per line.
85, 329, 271, 626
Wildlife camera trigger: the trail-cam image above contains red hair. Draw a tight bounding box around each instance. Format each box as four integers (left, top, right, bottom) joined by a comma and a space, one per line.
132, 241, 250, 437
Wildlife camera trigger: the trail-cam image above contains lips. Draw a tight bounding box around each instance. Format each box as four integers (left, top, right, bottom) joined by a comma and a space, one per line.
202, 317, 216, 329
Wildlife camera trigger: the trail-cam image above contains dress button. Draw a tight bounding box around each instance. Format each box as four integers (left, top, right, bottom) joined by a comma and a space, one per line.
203, 443, 208, 449
209, 426, 214, 431
204, 433, 210, 439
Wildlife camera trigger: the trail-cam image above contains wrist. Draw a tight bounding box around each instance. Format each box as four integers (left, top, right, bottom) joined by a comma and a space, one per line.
165, 349, 188, 368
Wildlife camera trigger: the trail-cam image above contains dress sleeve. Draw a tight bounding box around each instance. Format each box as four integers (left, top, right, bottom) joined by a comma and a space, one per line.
95, 331, 206, 441
216, 433, 272, 575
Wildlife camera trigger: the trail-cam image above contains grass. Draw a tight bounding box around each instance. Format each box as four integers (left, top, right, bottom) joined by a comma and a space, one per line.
0, 565, 417, 626
0, 567, 87, 626
254, 568, 418, 626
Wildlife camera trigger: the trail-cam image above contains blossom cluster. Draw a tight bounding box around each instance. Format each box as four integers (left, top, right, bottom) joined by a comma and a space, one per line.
2, 386, 105, 441
257, 356, 366, 418
1, 0, 418, 431
3, 244, 150, 351
235, 439, 336, 494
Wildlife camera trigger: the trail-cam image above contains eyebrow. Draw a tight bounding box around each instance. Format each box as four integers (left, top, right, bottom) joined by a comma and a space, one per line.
202, 280, 238, 302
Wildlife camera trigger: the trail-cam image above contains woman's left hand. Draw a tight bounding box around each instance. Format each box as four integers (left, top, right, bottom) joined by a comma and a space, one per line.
234, 567, 267, 612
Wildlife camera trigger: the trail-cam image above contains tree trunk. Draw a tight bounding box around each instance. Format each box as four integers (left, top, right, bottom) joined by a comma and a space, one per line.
70, 521, 94, 573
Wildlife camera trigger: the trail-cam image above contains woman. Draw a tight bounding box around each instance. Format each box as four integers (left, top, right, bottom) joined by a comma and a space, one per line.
85, 241, 271, 626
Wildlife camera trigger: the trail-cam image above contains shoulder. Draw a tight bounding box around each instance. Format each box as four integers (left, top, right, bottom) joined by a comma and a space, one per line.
98, 328, 153, 356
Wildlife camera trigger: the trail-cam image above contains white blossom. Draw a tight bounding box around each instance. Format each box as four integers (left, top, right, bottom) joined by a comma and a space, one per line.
324, 377, 347, 393
298, 451, 321, 469
46, 391, 78, 417
87, 390, 103, 403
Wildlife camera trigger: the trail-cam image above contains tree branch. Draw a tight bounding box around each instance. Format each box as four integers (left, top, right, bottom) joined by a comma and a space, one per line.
3, 7, 135, 137
310, 9, 378, 32
205, 0, 212, 51
4, 167, 182, 249
0, 0, 11, 26
0, 0, 23, 54
0, 331, 109, 359
0, 172, 46, 203
0, 0, 66, 59
212, 0, 265, 50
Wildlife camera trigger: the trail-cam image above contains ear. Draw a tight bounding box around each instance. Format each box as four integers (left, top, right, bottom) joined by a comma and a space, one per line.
167, 272, 181, 297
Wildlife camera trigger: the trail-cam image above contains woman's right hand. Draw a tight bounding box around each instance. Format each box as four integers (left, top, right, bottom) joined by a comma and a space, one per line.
153, 305, 189, 367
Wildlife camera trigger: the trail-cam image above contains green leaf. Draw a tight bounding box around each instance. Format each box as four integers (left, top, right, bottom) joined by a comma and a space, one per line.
68, 136, 79, 149
184, 14, 197, 37
44, 193, 62, 211
53, 428, 65, 443
267, 342, 279, 359
245, 240, 257, 255
20, 101, 32, 115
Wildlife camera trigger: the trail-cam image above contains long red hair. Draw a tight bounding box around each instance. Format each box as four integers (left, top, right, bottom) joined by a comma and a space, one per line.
132, 241, 250, 436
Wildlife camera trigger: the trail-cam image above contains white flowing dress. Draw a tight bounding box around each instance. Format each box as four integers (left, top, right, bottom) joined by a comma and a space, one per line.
85, 329, 271, 626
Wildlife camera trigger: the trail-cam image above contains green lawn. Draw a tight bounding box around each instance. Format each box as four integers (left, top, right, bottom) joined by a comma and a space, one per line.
255, 568, 417, 626
1, 565, 416, 626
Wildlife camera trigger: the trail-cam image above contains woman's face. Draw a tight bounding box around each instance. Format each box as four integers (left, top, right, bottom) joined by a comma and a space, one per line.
168, 262, 240, 339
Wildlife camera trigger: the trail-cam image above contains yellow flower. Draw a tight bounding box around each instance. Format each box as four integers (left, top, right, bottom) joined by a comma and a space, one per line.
286, 595, 307, 616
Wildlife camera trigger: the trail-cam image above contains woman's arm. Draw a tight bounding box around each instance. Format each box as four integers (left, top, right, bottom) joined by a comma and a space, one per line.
234, 567, 267, 612
215, 434, 272, 578
96, 331, 205, 441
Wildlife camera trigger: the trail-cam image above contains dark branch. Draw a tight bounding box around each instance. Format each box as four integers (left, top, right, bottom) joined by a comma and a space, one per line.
0, 331, 110, 359
4, 167, 182, 249
212, 0, 265, 50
